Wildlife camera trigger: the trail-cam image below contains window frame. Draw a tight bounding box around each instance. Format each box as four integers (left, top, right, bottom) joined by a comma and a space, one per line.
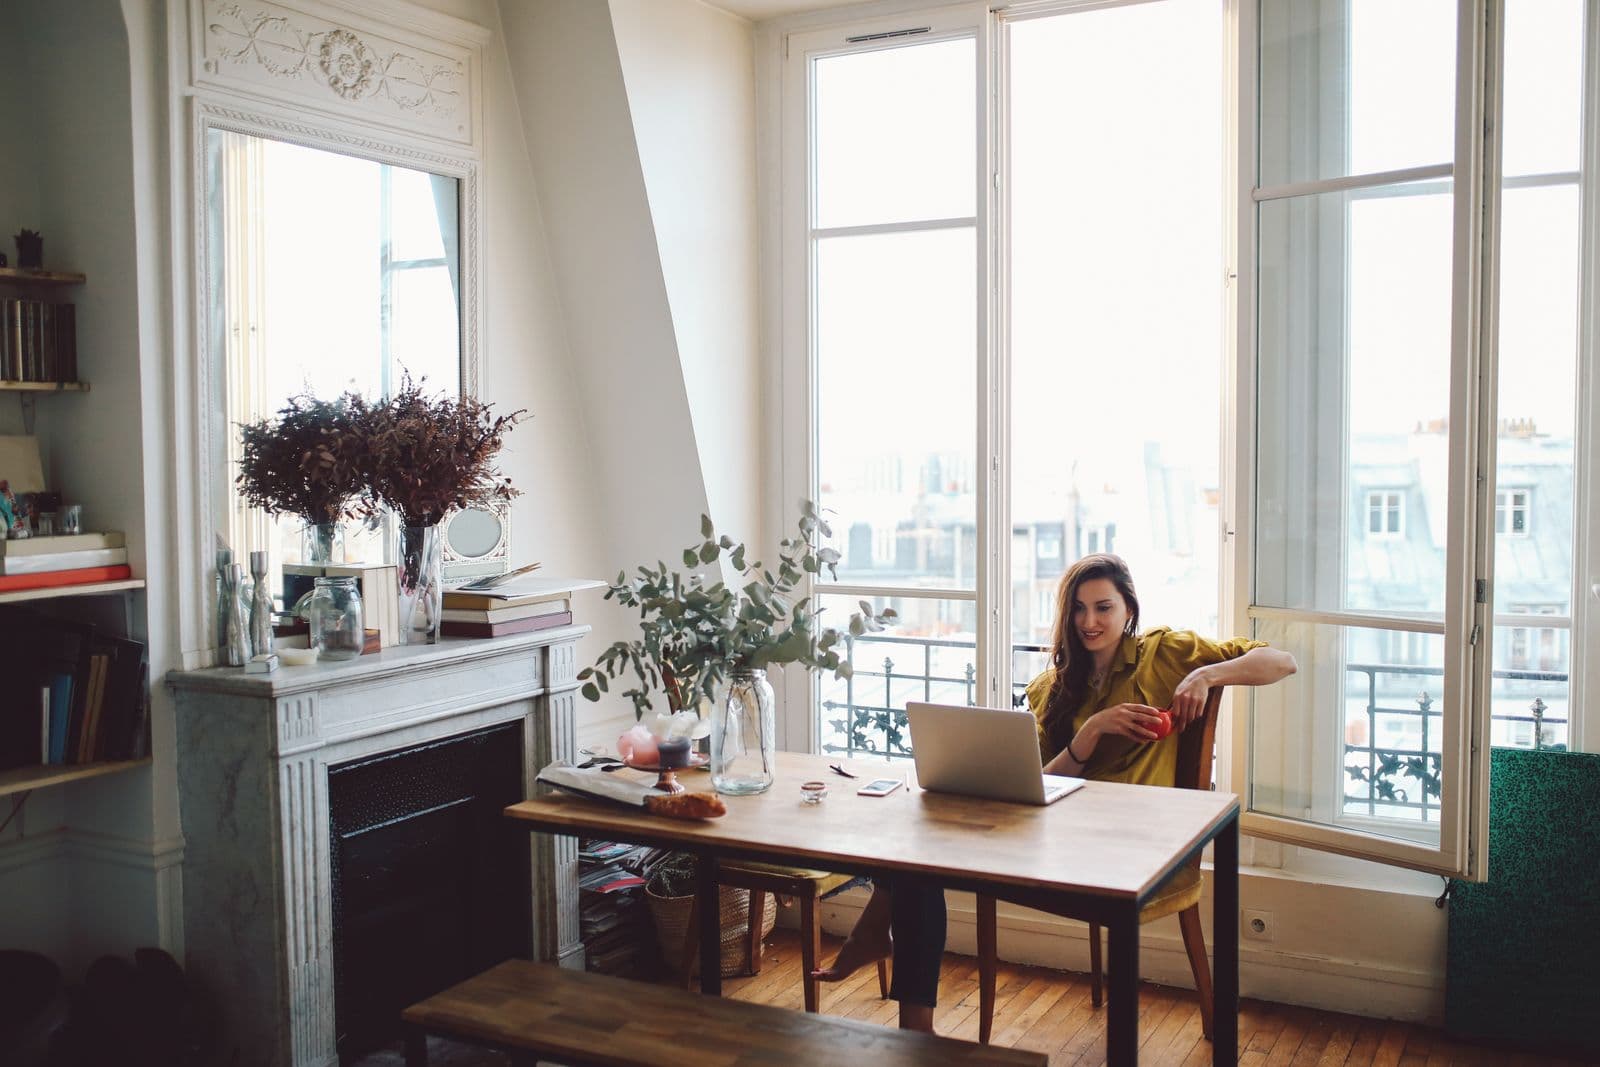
1365, 489, 1406, 540
776, 5, 996, 752
1494, 487, 1531, 537
771, 0, 1592, 878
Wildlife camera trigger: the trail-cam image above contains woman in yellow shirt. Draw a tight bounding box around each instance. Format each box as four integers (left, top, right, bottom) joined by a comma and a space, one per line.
814, 553, 1295, 1032
1032, 552, 1296, 783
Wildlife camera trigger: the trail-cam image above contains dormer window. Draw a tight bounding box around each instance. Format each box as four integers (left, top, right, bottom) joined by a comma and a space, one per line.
1495, 489, 1531, 537
1366, 491, 1404, 539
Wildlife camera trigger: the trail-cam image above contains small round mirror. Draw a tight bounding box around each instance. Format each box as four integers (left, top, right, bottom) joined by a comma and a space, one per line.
447, 508, 502, 558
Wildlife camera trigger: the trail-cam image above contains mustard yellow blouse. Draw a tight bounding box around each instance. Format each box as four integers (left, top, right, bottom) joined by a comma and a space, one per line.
1024, 627, 1266, 787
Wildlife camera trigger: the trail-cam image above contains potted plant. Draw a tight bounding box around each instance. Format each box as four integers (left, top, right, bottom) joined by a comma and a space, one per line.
356, 378, 525, 644
235, 393, 367, 564
578, 502, 896, 794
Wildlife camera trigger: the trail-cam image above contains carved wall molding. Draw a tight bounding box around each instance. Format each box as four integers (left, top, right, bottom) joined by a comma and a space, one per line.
195, 0, 484, 148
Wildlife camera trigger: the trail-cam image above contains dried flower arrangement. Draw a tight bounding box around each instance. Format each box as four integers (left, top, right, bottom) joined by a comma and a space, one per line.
356, 378, 527, 528
235, 393, 367, 524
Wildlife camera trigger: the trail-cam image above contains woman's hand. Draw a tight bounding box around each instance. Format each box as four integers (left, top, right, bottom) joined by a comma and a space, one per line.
1086, 703, 1168, 744
1170, 668, 1212, 730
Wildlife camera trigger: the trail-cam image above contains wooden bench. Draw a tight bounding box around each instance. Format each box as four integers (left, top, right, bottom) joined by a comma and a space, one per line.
401, 959, 1049, 1067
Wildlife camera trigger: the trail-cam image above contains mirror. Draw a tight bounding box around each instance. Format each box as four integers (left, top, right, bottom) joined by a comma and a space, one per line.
441, 503, 510, 584
205, 127, 465, 580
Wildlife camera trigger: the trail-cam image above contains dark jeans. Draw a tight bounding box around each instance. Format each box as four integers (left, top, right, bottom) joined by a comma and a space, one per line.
887, 879, 946, 1007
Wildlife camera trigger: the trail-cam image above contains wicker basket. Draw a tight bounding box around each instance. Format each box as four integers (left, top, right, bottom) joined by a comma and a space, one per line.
645, 883, 778, 978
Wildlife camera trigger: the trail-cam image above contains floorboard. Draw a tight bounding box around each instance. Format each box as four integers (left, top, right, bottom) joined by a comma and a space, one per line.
350, 928, 1598, 1066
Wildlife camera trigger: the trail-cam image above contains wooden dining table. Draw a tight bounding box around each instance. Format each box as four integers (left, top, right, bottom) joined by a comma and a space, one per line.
505, 751, 1240, 1067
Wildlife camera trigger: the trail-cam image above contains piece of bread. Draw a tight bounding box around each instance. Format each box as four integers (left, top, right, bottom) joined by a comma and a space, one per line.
643, 792, 727, 820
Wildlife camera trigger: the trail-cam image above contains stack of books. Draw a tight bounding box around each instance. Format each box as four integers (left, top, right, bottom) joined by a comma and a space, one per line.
0, 608, 149, 769
0, 531, 131, 592
1, 298, 78, 383
440, 576, 601, 638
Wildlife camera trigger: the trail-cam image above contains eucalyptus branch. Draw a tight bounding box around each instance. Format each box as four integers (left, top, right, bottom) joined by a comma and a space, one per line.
577, 502, 897, 718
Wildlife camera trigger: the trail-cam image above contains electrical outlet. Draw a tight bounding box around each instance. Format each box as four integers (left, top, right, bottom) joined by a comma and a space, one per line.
1242, 908, 1274, 941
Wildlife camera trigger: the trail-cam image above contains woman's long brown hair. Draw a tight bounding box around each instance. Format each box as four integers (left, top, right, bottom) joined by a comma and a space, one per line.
1041, 553, 1141, 755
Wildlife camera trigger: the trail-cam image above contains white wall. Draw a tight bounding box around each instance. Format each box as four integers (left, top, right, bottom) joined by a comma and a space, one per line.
497, 0, 728, 749
610, 0, 764, 549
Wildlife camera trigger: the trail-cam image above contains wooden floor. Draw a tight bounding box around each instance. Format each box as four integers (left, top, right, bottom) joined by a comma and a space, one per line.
352, 928, 1596, 1066
716, 928, 1597, 1067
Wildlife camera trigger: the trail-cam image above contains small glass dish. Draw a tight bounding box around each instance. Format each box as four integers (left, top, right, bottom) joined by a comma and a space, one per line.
800, 780, 828, 805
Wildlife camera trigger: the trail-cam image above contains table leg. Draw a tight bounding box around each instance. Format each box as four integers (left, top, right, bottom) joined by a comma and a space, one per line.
697, 852, 722, 996
1213, 812, 1239, 1066
1107, 902, 1140, 1066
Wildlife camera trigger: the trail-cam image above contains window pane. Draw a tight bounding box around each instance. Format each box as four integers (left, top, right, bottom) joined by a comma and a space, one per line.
1258, 0, 1456, 187
816, 593, 978, 760
816, 229, 976, 589
1249, 616, 1443, 843
1008, 0, 1224, 649
1256, 182, 1453, 614
391, 266, 460, 394
814, 39, 975, 228
1501, 0, 1584, 177
389, 167, 452, 262
1488, 0, 1581, 743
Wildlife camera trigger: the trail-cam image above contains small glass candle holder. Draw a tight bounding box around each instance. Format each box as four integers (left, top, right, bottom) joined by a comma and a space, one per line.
35, 513, 54, 537
59, 504, 83, 535
656, 737, 692, 769
800, 780, 828, 805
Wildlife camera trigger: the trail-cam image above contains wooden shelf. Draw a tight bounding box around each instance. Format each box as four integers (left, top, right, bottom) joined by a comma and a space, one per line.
0, 380, 89, 392
0, 758, 150, 798
0, 267, 85, 286
0, 579, 145, 605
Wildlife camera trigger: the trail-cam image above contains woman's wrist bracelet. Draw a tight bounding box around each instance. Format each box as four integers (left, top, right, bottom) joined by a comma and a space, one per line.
1066, 733, 1086, 765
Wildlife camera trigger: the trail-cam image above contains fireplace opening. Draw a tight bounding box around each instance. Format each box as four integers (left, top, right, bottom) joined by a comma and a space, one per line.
329, 722, 530, 1060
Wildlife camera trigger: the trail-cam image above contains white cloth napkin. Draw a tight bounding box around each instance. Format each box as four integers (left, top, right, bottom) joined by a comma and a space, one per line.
536, 760, 654, 807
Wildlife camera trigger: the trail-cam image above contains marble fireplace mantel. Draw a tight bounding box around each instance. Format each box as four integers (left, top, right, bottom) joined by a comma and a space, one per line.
169, 628, 589, 1067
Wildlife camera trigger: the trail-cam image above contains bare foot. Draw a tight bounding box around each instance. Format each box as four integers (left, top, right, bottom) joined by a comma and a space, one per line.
810, 929, 890, 983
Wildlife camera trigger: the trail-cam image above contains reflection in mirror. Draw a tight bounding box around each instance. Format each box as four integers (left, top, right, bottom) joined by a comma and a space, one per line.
207, 129, 462, 588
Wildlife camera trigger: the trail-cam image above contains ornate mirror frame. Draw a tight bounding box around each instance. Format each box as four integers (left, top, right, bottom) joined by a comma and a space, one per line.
170, 0, 488, 667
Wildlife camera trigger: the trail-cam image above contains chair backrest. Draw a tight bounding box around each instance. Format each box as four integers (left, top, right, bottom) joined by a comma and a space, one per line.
1172, 686, 1225, 792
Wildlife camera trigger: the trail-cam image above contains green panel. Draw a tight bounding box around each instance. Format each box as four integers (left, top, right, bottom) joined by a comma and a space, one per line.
1445, 747, 1600, 1056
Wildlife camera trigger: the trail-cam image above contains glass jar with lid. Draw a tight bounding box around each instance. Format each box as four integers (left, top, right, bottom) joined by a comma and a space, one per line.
308, 576, 364, 661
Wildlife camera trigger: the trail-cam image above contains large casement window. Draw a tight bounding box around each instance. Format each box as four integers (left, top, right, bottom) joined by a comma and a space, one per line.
779, 0, 1593, 879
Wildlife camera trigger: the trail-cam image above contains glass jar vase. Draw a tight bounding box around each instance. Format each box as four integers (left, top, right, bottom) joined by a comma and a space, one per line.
712, 668, 775, 795
308, 576, 363, 661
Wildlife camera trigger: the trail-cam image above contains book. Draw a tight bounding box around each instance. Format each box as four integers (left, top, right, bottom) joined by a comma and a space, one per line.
440, 598, 570, 624
0, 531, 124, 557
77, 652, 108, 762
441, 576, 603, 611
98, 636, 148, 761
440, 610, 573, 640
0, 547, 128, 576
0, 564, 132, 592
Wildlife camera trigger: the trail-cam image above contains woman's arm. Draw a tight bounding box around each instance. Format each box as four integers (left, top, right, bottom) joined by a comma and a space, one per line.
1170, 646, 1298, 727
1041, 703, 1168, 775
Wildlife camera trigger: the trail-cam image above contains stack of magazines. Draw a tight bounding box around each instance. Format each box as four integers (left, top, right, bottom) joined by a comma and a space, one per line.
578, 839, 675, 977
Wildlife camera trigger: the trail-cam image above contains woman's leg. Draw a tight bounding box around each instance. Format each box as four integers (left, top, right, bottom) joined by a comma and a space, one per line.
810, 883, 893, 982
887, 880, 945, 1032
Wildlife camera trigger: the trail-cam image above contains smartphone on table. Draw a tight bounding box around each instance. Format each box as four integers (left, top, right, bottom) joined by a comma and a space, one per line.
857, 778, 904, 797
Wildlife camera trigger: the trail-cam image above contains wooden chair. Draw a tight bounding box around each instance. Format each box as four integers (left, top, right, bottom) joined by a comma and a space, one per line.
975, 686, 1225, 1044
689, 861, 889, 1012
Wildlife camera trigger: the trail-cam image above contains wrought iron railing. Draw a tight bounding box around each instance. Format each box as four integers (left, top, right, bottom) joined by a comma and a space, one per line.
1341, 662, 1569, 820
817, 636, 1570, 825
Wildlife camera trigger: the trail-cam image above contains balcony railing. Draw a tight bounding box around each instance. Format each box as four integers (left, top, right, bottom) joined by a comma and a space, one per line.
817, 636, 1570, 825
1342, 661, 1569, 820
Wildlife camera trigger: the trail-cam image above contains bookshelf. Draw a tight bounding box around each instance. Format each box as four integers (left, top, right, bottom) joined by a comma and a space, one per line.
0, 267, 86, 287
0, 758, 150, 798
1, 267, 87, 431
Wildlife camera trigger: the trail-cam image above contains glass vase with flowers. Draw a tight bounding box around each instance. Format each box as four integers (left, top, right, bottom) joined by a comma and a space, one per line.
579, 502, 896, 796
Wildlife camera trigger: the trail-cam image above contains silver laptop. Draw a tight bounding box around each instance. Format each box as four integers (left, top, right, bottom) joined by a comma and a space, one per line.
906, 702, 1086, 806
